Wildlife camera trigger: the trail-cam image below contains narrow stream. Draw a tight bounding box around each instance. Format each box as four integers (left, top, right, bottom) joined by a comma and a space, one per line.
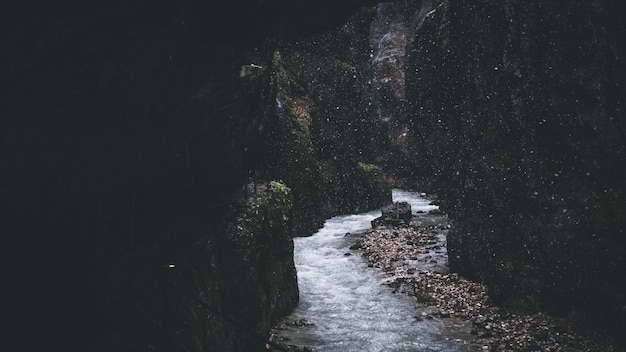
277, 189, 472, 351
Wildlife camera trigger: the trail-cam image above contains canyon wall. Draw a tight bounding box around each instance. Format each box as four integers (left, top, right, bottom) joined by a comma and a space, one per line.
269, 10, 391, 235
401, 0, 626, 343
3, 2, 384, 351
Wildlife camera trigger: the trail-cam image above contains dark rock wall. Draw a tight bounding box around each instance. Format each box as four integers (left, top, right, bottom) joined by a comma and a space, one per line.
2, 1, 384, 351
208, 181, 299, 352
367, 0, 447, 186
368, 2, 411, 181
267, 12, 391, 235
402, 0, 626, 342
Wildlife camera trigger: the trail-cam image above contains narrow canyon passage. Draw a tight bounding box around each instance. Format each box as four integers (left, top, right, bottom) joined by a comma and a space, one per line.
6, 1, 623, 350
273, 190, 473, 351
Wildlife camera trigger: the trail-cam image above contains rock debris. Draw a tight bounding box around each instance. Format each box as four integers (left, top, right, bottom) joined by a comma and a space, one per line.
355, 216, 617, 352
267, 212, 617, 352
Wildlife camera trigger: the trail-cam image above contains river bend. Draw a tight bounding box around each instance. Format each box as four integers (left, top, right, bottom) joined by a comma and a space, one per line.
277, 189, 472, 351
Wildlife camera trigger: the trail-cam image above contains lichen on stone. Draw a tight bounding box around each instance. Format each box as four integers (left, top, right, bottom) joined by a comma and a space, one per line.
269, 180, 294, 222
358, 161, 381, 173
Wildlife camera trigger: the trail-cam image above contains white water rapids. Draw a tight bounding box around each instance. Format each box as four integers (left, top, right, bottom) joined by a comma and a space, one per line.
277, 189, 472, 351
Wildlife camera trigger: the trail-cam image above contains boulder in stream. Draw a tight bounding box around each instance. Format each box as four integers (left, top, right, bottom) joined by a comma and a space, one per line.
371, 201, 412, 227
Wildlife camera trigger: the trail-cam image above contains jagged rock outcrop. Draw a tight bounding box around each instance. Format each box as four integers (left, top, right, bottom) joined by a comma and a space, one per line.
267, 13, 392, 235
399, 0, 626, 344
367, 0, 447, 185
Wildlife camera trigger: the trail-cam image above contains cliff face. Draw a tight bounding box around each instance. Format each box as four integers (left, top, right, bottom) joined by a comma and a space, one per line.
268, 11, 391, 235
2, 2, 384, 351
205, 181, 298, 351
402, 0, 626, 341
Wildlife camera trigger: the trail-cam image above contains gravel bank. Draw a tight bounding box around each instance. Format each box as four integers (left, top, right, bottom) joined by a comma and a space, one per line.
353, 214, 617, 352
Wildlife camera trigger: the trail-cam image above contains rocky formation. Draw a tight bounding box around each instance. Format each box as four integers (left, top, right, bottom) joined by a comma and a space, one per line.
371, 201, 413, 227
367, 1, 415, 182
3, 2, 388, 351
208, 181, 299, 351
268, 14, 392, 234
355, 216, 616, 351
397, 0, 626, 345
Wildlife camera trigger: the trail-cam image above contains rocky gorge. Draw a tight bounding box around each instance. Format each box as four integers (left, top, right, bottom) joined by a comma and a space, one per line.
268, 195, 618, 351
355, 208, 617, 351
4, 0, 625, 351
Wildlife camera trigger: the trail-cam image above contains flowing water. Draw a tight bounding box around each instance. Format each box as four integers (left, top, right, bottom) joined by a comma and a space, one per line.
277, 189, 473, 351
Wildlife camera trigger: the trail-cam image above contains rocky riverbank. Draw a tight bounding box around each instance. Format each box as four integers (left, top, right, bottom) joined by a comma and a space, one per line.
353, 212, 617, 352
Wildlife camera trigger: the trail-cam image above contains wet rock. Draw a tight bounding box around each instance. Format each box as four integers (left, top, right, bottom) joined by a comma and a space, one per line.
415, 292, 435, 304
291, 318, 314, 327
382, 202, 412, 220
349, 242, 362, 250
478, 330, 493, 338
267, 341, 316, 352
344, 232, 365, 238
371, 201, 412, 227
267, 318, 316, 352
438, 311, 451, 318
474, 315, 489, 326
